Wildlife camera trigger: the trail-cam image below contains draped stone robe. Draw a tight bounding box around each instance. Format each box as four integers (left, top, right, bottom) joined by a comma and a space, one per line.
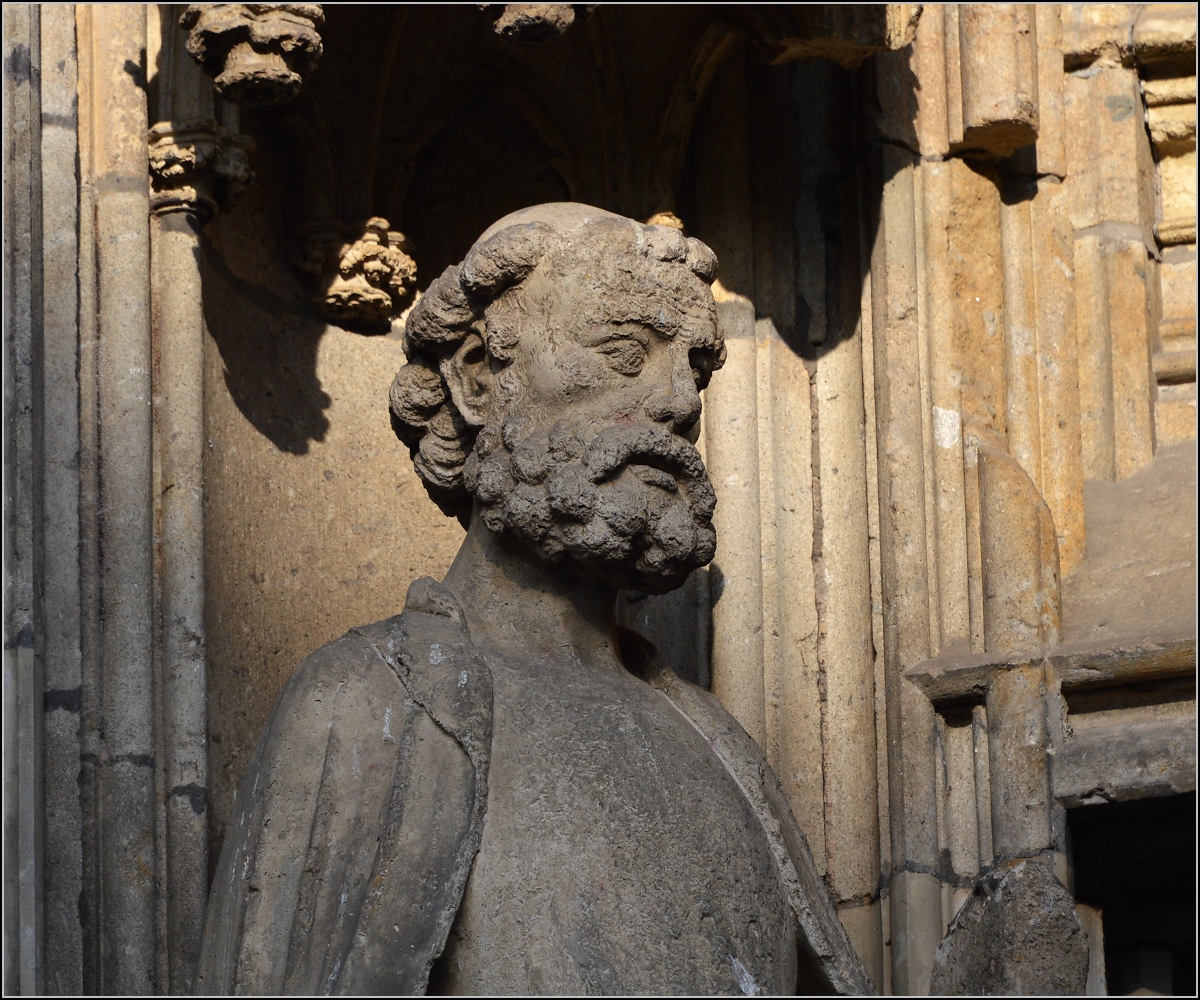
195, 578, 872, 996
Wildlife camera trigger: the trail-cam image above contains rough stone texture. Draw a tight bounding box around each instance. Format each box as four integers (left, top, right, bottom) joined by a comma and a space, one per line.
291, 217, 417, 329
8, 6, 1196, 994
1061, 3, 1139, 68
198, 204, 872, 995
76, 6, 159, 993
38, 16, 87, 977
489, 3, 582, 44
147, 119, 254, 219
4, 7, 41, 994
180, 3, 324, 108
1061, 441, 1195, 647
1054, 714, 1197, 807
1141, 10, 1197, 449
929, 859, 1090, 996
1156, 149, 1197, 245
956, 4, 1040, 159
1133, 3, 1198, 62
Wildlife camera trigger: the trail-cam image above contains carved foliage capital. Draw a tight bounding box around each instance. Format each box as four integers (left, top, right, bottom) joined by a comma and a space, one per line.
148, 119, 255, 219
180, 4, 324, 108
293, 218, 418, 328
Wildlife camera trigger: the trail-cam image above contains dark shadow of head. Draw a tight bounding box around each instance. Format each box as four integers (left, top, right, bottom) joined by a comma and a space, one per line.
199, 228, 332, 455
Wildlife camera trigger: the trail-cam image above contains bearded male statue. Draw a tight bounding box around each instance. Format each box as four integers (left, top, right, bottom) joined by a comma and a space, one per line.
196, 204, 873, 996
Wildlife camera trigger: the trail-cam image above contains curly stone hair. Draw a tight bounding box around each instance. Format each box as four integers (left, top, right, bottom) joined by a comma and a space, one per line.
389, 214, 720, 524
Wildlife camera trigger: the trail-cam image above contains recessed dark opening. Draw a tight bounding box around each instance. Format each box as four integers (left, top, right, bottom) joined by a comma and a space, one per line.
1069, 792, 1196, 997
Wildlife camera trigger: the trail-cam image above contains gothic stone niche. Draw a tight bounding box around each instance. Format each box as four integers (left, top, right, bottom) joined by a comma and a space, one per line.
195, 204, 872, 997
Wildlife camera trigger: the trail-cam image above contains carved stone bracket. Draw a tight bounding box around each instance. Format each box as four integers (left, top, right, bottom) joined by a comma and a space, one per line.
148, 118, 255, 219
481, 4, 595, 44
180, 4, 324, 108
292, 217, 418, 328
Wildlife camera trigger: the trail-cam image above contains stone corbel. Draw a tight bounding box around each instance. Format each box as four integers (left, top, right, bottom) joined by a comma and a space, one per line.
180, 4, 324, 108
481, 4, 595, 44
148, 119, 255, 220
945, 4, 1040, 160
292, 217, 418, 329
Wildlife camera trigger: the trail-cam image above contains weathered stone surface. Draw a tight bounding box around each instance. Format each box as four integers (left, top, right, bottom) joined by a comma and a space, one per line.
180, 3, 324, 108
1158, 248, 1197, 340
1064, 61, 1157, 243
929, 859, 1090, 996
487, 3, 583, 43
1054, 714, 1197, 807
1061, 441, 1195, 647
199, 204, 872, 996
1147, 100, 1197, 154
291, 217, 417, 329
1061, 3, 1139, 68
147, 118, 254, 219
955, 4, 1040, 159
1132, 3, 1198, 63
12, 7, 1195, 994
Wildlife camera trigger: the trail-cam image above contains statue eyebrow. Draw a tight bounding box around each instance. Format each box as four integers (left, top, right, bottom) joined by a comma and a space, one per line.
576, 323, 654, 347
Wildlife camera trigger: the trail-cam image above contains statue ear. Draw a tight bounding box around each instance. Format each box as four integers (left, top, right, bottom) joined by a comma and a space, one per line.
441, 330, 492, 427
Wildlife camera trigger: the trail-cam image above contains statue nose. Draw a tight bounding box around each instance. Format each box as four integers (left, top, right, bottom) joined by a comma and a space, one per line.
645, 369, 702, 435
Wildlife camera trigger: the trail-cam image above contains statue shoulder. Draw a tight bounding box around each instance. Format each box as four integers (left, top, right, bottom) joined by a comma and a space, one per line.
197, 578, 493, 996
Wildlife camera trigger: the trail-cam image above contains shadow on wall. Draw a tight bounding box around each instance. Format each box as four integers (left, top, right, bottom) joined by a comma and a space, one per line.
200, 223, 331, 455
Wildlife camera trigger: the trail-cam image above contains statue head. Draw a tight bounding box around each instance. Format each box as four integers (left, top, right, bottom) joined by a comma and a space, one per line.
389, 203, 725, 595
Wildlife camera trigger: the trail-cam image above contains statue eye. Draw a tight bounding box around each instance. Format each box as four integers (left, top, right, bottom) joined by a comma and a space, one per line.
599, 338, 646, 376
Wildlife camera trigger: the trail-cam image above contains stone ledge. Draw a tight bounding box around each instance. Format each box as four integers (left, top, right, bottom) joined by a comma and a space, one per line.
1053, 713, 1197, 807
1153, 347, 1197, 385
907, 633, 1196, 706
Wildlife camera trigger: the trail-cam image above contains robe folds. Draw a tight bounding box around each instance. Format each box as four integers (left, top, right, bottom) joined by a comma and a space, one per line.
195, 578, 873, 996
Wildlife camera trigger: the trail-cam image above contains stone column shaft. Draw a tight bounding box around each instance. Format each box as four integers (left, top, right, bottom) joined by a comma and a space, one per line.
78, 5, 157, 992
152, 209, 210, 994
4, 5, 44, 994
148, 17, 225, 991
39, 5, 85, 993
957, 4, 1040, 156
695, 50, 768, 747
867, 143, 941, 996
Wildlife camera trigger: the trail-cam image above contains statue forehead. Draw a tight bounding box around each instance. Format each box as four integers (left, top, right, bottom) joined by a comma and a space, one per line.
484, 216, 716, 341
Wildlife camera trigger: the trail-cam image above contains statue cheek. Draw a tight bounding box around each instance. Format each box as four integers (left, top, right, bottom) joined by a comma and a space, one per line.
559, 356, 604, 396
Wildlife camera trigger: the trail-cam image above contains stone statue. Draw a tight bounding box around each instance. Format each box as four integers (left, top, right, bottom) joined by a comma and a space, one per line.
195, 204, 873, 996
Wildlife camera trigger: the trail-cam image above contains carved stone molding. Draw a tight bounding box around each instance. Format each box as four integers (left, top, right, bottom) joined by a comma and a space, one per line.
292, 217, 418, 328
148, 118, 255, 219
482, 4, 595, 44
179, 4, 324, 108
725, 3, 922, 69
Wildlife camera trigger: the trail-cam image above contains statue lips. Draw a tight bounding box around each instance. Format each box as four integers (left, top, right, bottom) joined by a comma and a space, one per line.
582, 423, 712, 508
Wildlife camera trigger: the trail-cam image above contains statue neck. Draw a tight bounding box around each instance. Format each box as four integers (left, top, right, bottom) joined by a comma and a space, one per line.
441, 508, 624, 673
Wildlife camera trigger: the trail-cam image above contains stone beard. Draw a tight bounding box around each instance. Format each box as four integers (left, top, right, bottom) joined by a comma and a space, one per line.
196, 204, 872, 997
471, 416, 716, 593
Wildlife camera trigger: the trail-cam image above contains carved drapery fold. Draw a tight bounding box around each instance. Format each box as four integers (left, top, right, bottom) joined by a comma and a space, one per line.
180, 3, 324, 108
